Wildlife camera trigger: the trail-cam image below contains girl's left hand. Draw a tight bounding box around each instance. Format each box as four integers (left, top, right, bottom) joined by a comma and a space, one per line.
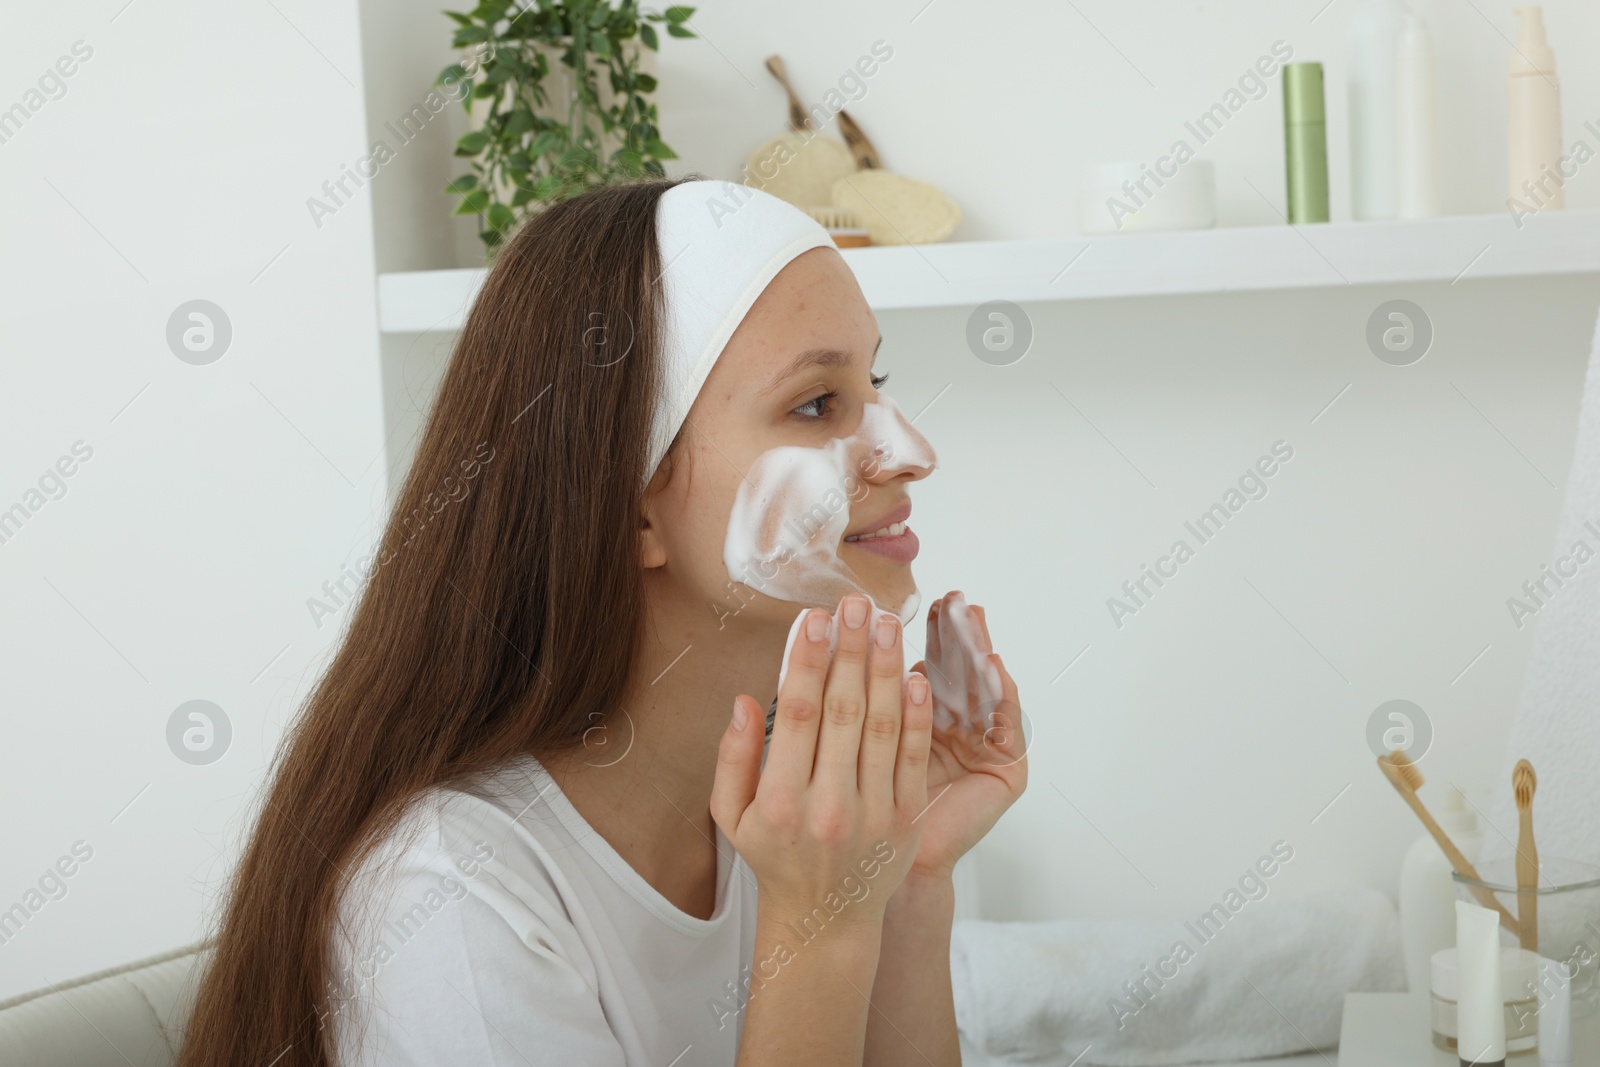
903, 591, 1028, 882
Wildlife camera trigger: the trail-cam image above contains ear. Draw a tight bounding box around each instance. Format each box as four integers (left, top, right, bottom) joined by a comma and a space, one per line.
638, 470, 670, 571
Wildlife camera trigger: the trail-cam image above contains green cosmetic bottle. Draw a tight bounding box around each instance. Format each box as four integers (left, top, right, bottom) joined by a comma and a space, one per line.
1283, 62, 1330, 223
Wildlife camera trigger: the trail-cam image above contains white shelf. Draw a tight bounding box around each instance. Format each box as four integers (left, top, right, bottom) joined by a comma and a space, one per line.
377, 211, 1600, 333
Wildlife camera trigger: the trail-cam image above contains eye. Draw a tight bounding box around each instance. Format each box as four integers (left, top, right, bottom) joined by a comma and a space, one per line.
793, 390, 839, 420
791, 373, 889, 421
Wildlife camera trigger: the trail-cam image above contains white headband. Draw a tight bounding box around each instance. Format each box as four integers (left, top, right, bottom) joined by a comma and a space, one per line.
646, 179, 837, 485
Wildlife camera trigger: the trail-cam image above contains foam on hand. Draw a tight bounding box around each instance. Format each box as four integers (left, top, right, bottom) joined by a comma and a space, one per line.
770, 591, 1002, 737
925, 591, 1004, 732
722, 395, 936, 626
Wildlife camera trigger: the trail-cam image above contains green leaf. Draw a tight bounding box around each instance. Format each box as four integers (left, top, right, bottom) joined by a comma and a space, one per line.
511, 182, 540, 207
587, 4, 609, 27
591, 34, 611, 58
473, 81, 499, 99
445, 11, 474, 26
436, 63, 469, 87
454, 129, 492, 155
453, 188, 491, 215
452, 25, 490, 44
643, 138, 676, 160
529, 130, 563, 156
444, 174, 479, 194
663, 5, 694, 21
639, 22, 657, 49
504, 109, 535, 137
610, 148, 643, 175
666, 21, 693, 37
635, 72, 657, 92
487, 202, 516, 233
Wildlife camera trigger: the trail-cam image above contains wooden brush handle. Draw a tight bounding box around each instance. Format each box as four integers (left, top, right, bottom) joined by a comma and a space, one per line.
1398, 786, 1522, 937
763, 55, 811, 133
836, 111, 882, 169
1517, 808, 1539, 952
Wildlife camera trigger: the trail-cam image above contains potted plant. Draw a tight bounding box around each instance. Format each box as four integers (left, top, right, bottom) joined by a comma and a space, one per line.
437, 0, 696, 259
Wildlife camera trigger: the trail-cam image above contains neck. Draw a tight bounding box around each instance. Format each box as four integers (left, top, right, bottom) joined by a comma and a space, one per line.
544, 581, 796, 916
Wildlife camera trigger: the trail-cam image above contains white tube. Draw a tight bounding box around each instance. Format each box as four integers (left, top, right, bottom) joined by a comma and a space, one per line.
1456, 900, 1507, 1065
1396, 13, 1439, 217
1539, 956, 1572, 1066
1346, 0, 1408, 220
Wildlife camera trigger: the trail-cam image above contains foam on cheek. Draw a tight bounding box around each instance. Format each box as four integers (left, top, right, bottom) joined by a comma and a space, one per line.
856, 394, 937, 473
722, 396, 934, 626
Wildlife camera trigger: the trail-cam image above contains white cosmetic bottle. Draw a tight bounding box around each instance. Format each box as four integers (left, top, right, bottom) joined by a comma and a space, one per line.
1395, 13, 1439, 217
1347, 0, 1411, 220
1401, 785, 1482, 992
1508, 5, 1563, 210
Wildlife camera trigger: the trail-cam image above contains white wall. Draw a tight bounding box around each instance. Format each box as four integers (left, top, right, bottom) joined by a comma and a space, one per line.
886, 274, 1598, 920
0, 1, 386, 997
5, 0, 1599, 1000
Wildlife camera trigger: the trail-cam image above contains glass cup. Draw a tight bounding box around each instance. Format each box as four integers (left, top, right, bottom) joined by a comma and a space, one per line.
1454, 857, 1600, 1027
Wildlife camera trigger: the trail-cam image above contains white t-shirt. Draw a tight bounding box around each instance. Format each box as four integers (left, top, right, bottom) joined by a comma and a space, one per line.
329, 755, 759, 1066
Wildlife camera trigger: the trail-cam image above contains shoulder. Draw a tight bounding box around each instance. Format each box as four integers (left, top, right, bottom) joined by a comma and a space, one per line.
327, 766, 625, 1065
333, 763, 579, 969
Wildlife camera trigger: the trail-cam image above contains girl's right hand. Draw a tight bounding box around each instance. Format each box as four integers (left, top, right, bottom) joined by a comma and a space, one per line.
711, 593, 934, 931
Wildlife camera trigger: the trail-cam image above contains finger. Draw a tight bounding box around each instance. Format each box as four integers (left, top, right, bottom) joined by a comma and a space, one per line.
813, 593, 873, 792
983, 653, 1027, 767
858, 608, 906, 804
965, 604, 1005, 715
968, 603, 995, 653
710, 694, 765, 836
924, 596, 950, 728
936, 595, 972, 730
896, 670, 933, 813
761, 607, 833, 798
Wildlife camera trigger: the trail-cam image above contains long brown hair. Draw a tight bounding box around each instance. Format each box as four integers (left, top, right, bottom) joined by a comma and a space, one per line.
178, 175, 697, 1066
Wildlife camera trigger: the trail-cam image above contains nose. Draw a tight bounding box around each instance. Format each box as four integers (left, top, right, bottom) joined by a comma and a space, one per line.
855, 395, 937, 483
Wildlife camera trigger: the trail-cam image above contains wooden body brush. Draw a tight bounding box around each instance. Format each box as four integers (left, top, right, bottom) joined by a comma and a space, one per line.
1377, 750, 1521, 937
1514, 759, 1539, 953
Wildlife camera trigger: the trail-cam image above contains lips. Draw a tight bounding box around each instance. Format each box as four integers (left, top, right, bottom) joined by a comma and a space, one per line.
842, 502, 918, 563
845, 502, 911, 540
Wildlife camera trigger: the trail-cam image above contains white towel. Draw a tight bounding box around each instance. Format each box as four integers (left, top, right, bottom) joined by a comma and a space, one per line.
950, 888, 1404, 1066
1480, 306, 1600, 874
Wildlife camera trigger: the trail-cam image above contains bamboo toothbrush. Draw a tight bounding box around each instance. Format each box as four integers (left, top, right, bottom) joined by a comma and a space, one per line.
1377, 750, 1521, 937
1514, 759, 1539, 953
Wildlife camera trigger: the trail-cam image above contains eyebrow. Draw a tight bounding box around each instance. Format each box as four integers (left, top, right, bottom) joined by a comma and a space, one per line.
760, 336, 883, 396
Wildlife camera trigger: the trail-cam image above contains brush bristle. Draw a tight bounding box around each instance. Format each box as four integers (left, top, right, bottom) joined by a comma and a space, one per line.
1388, 749, 1424, 791
1513, 758, 1536, 809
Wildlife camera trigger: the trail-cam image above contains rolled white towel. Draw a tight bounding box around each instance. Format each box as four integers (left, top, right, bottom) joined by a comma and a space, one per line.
950, 888, 1404, 1066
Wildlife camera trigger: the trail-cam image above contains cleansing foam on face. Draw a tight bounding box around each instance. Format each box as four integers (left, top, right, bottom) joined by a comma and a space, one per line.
722, 395, 935, 625
1455, 900, 1507, 1067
